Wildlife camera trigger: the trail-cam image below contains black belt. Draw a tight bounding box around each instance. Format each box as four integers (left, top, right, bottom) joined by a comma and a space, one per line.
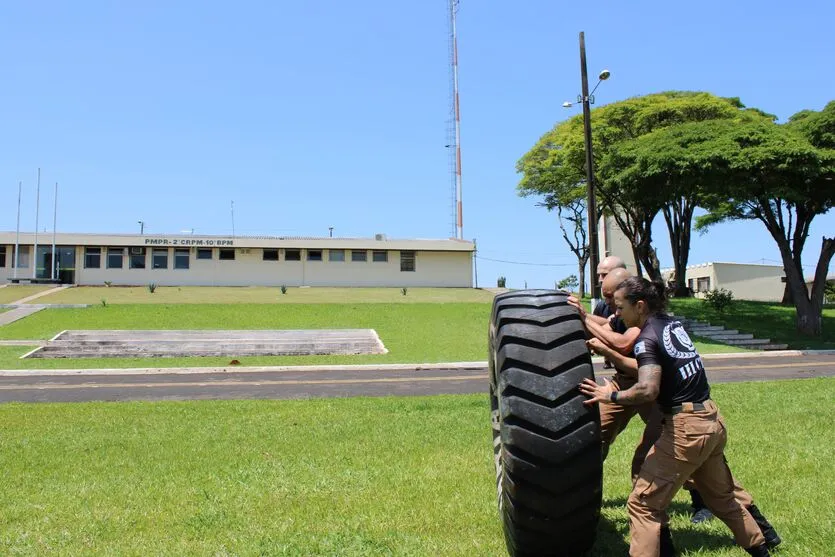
663, 401, 712, 415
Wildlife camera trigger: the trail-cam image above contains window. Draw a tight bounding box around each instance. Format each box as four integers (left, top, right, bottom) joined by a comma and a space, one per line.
219, 249, 235, 261
696, 277, 710, 292
84, 247, 101, 269
400, 251, 415, 272
196, 248, 213, 260
328, 249, 345, 262
307, 249, 322, 261
351, 250, 367, 262
107, 248, 123, 269
0, 246, 5, 267
372, 250, 388, 263
152, 248, 169, 269
130, 247, 146, 269
16, 246, 30, 268
285, 249, 301, 261
174, 248, 190, 270
263, 249, 279, 261
688, 278, 694, 291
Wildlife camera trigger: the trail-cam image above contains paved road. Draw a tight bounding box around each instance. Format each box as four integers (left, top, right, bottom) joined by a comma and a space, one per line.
1, 353, 833, 403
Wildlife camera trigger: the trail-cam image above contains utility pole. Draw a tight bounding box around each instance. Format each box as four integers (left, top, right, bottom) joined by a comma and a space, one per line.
579, 32, 601, 301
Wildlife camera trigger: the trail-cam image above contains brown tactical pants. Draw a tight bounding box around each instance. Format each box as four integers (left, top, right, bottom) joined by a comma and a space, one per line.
599, 373, 664, 481
627, 400, 765, 556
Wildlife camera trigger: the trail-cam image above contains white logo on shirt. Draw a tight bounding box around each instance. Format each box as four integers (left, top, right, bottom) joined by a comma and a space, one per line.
634, 341, 647, 355
662, 322, 698, 360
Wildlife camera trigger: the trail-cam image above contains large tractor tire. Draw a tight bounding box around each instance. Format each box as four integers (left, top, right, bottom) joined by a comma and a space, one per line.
489, 289, 602, 557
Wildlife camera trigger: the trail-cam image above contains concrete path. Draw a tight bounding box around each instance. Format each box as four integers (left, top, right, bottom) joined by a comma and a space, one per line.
9, 285, 72, 305
0, 306, 46, 327
0, 352, 832, 403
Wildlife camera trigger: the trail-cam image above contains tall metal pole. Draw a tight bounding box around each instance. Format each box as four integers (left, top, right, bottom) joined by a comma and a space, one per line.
13, 181, 22, 279
33, 168, 41, 279
231, 200, 235, 238
579, 32, 601, 301
450, 0, 464, 240
51, 182, 58, 280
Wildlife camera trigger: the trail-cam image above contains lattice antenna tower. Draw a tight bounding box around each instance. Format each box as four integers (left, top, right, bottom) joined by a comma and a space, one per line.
446, 0, 463, 239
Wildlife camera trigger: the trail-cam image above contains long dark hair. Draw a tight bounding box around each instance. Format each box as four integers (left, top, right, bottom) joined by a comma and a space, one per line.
615, 276, 667, 313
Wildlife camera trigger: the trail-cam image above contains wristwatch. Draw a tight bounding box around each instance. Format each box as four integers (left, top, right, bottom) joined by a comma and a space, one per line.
610, 391, 619, 403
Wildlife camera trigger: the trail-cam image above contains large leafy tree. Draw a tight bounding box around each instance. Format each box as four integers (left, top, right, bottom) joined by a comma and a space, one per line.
518, 92, 756, 283
600, 110, 772, 295
693, 111, 835, 336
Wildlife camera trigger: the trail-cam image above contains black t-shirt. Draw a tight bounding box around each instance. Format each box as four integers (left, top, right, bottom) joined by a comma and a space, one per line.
593, 300, 613, 319
634, 314, 711, 409
608, 314, 629, 335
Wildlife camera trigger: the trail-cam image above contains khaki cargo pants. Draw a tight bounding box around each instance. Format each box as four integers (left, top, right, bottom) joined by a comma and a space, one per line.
599, 373, 664, 481
627, 400, 765, 556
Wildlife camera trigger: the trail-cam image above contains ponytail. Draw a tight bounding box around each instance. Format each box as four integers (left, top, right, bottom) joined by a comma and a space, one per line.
616, 276, 668, 313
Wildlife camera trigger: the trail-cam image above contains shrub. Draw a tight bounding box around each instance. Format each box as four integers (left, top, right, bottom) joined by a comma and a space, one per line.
100, 299, 107, 307
147, 282, 157, 294
103, 281, 112, 288
280, 285, 287, 295
401, 287, 408, 296
497, 276, 507, 288
703, 288, 734, 313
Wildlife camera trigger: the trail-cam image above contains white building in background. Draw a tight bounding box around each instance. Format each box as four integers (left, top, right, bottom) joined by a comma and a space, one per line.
598, 214, 639, 276
661, 262, 786, 302
0, 232, 475, 288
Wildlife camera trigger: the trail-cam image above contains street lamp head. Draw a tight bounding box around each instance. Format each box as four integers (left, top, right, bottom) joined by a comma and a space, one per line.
598, 69, 611, 81
562, 101, 573, 108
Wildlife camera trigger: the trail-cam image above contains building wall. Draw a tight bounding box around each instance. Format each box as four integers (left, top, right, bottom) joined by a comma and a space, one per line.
712, 263, 785, 302
599, 214, 639, 276
1, 245, 473, 288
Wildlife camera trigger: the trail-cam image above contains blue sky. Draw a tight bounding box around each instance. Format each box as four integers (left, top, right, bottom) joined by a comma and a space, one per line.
1, 0, 832, 288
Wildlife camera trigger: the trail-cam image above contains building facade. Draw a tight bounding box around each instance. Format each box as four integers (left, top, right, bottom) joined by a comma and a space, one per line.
661, 262, 786, 302
0, 232, 475, 288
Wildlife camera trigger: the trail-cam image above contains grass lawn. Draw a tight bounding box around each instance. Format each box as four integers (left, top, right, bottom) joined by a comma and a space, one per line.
0, 303, 745, 370
0, 378, 832, 555
669, 298, 835, 350
0, 285, 52, 304
29, 286, 498, 305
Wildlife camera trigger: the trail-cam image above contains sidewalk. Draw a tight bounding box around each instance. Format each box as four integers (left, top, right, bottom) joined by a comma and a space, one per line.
1, 349, 833, 377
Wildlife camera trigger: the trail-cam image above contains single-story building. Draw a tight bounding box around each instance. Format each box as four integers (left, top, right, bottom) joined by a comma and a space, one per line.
0, 232, 475, 287
661, 262, 786, 302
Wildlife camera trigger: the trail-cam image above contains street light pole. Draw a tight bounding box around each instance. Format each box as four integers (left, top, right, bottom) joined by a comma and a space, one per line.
579, 31, 601, 301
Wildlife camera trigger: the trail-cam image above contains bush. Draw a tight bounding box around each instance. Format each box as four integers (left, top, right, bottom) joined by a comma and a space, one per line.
147, 282, 157, 294
103, 281, 112, 288
280, 285, 287, 295
100, 299, 107, 307
703, 288, 734, 313
497, 276, 507, 288
557, 274, 579, 291
401, 287, 408, 296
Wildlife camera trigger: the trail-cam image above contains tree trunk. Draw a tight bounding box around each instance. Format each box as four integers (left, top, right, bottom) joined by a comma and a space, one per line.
577, 256, 589, 299
662, 198, 695, 297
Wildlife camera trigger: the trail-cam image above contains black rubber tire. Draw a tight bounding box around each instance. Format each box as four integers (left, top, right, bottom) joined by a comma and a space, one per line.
489, 289, 602, 557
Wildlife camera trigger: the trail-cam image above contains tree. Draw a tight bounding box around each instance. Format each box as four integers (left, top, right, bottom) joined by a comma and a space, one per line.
519, 91, 757, 283
557, 274, 580, 292
518, 117, 592, 297
694, 113, 835, 336
600, 108, 772, 295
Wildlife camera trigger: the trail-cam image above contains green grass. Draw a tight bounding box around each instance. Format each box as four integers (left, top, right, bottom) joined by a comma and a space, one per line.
0, 303, 745, 370
0, 285, 52, 304
33, 286, 498, 304
669, 298, 835, 350
0, 378, 832, 555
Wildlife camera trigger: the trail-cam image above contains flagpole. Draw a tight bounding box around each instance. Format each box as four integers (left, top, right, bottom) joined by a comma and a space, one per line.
13, 181, 22, 280
51, 182, 58, 280
33, 168, 41, 279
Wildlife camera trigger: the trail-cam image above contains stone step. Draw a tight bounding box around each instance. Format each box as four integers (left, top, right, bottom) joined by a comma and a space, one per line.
722, 338, 771, 346
687, 325, 725, 333
699, 333, 752, 341
758, 343, 790, 351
